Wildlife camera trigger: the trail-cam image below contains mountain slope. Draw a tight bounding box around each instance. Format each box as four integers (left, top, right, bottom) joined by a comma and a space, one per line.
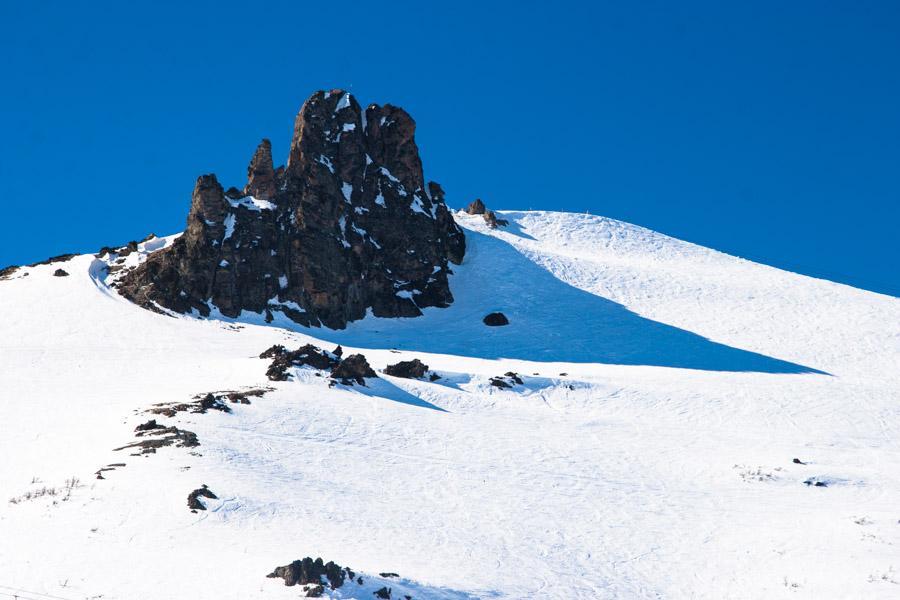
1, 210, 898, 599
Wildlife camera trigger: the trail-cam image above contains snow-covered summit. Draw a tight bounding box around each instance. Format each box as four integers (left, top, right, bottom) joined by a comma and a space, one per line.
1, 210, 898, 599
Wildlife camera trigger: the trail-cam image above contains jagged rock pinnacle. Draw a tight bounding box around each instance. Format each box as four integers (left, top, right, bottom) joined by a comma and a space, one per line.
118, 90, 466, 329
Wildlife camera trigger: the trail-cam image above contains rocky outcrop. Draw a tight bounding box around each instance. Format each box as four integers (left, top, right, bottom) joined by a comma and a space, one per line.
187, 485, 217, 510
267, 557, 346, 589
118, 90, 466, 329
330, 354, 376, 385
465, 198, 507, 229
383, 358, 429, 379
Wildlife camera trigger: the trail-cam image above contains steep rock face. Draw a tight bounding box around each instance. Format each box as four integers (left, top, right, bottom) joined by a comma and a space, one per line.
118, 90, 466, 329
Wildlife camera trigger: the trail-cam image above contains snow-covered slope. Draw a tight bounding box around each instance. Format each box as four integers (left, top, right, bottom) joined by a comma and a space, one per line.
1, 211, 898, 599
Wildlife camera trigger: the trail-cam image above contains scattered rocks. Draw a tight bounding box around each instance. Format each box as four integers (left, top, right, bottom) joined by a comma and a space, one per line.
148, 388, 268, 416
465, 198, 507, 228
0, 265, 19, 280
267, 557, 345, 589
118, 90, 466, 330
265, 344, 340, 381
489, 372, 523, 388
383, 359, 429, 379
330, 354, 377, 385
115, 425, 199, 454
53, 269, 69, 277
187, 484, 217, 510
483, 312, 509, 326
28, 253, 77, 267
804, 478, 828, 487
304, 584, 324, 597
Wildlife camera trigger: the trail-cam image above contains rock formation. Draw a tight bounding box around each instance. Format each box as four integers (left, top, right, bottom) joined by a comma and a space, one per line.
118, 90, 466, 329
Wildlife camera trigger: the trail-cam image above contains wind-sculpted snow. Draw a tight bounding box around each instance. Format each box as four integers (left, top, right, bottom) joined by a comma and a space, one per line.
0, 211, 898, 599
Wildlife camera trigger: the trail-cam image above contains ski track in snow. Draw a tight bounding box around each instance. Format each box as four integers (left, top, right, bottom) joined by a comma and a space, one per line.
1, 211, 899, 599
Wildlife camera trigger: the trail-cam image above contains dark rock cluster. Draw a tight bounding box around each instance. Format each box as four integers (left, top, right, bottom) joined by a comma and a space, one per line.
187, 484, 217, 511
267, 557, 347, 590
490, 372, 524, 388
262, 343, 377, 385
465, 198, 508, 229
329, 353, 377, 385
263, 344, 341, 380
383, 358, 429, 379
118, 90, 466, 329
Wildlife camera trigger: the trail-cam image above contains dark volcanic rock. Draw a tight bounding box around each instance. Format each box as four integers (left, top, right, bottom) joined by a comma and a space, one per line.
384, 359, 429, 379
53, 269, 69, 277
483, 312, 509, 326
374, 587, 392, 599
0, 265, 18, 280
330, 354, 377, 385
267, 557, 345, 589
266, 344, 339, 381
118, 90, 466, 329
187, 484, 217, 510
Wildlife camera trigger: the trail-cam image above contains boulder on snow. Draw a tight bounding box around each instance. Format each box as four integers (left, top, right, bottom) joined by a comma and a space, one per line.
267, 557, 345, 589
53, 268, 69, 277
265, 344, 340, 381
330, 354, 377, 385
187, 484, 217, 510
383, 359, 429, 379
483, 312, 509, 326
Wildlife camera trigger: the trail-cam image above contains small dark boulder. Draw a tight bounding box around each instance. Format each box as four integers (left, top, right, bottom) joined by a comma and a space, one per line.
305, 584, 324, 597
379, 572, 400, 578
135, 419, 164, 432
792, 458, 806, 465
384, 359, 429, 379
331, 354, 377, 385
504, 371, 524, 385
187, 485, 217, 510
53, 269, 69, 277
490, 378, 512, 389
483, 312, 509, 326
374, 587, 392, 599
333, 345, 343, 358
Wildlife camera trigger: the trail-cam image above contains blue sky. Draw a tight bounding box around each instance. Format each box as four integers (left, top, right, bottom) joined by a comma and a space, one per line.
1, 1, 897, 296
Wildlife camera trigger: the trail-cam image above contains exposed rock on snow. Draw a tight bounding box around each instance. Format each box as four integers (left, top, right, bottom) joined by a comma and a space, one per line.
53, 268, 69, 277
465, 199, 486, 215
115, 425, 199, 454
330, 353, 377, 385
465, 198, 507, 229
267, 557, 346, 589
264, 344, 340, 381
482, 312, 509, 326
383, 358, 429, 379
117, 90, 466, 329
187, 484, 217, 511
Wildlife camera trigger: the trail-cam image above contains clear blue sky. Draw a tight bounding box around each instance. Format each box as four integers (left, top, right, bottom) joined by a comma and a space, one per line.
2, 1, 898, 296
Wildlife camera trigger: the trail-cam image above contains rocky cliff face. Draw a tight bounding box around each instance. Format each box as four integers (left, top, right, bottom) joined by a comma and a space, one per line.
118, 90, 466, 329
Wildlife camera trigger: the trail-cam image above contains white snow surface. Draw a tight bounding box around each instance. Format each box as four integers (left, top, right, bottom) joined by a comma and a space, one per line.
1, 211, 899, 599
